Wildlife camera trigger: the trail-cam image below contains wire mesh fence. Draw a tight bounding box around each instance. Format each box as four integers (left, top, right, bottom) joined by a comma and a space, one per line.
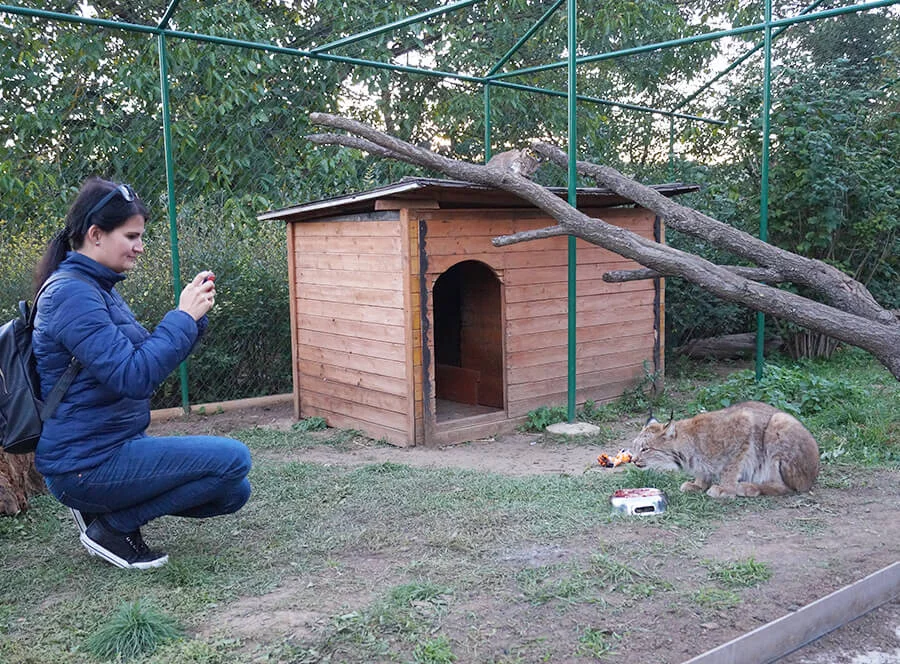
0, 10, 344, 409
2, 2, 896, 408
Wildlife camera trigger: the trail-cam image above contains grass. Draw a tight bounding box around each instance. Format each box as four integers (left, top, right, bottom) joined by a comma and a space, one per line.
0, 350, 897, 663
576, 627, 620, 659
703, 558, 773, 588
86, 600, 182, 661
414, 635, 457, 663
691, 587, 742, 611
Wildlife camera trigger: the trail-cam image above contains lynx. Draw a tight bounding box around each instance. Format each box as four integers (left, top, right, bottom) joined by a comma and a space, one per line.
486, 148, 541, 177
630, 401, 819, 498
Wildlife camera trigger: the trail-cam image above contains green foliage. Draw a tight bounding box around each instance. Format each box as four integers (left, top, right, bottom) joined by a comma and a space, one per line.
0, 225, 46, 318
664, 14, 899, 349
692, 362, 862, 417
803, 349, 900, 466
576, 627, 620, 659
113, 195, 293, 408
522, 405, 569, 431
663, 231, 757, 349
1, 0, 897, 410
691, 587, 741, 610
86, 600, 182, 661
413, 635, 457, 664
525, 366, 666, 431
615, 360, 664, 414
704, 558, 772, 589
293, 416, 328, 432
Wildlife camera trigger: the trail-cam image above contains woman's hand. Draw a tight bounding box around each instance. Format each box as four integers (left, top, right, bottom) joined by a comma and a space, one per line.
178, 271, 216, 321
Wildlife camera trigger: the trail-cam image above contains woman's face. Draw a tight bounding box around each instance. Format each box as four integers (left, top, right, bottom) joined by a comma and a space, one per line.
92, 214, 146, 273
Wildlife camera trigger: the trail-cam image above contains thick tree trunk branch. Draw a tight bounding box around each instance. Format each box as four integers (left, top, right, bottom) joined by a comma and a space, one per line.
307, 113, 900, 380
602, 265, 786, 283
531, 141, 895, 326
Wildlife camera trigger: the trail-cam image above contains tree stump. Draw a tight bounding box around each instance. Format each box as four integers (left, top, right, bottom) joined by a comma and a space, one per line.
678, 333, 782, 360
0, 452, 47, 516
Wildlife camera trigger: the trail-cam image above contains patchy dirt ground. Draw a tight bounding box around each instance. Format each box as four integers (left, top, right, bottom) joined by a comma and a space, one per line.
149, 402, 900, 663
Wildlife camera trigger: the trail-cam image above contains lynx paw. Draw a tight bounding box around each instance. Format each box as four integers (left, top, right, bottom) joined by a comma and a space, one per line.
735, 483, 762, 497
680, 480, 707, 493
706, 484, 737, 499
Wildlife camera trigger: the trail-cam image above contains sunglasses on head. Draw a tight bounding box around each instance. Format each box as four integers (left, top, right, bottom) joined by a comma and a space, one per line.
84, 183, 136, 224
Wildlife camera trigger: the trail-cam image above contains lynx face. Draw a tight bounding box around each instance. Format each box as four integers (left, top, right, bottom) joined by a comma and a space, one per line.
630, 419, 683, 472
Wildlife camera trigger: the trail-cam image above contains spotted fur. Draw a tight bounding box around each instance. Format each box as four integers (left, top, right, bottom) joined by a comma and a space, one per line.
630, 401, 819, 498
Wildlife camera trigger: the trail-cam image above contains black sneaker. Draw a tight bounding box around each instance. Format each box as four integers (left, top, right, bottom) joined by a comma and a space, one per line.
80, 519, 168, 570
70, 508, 99, 535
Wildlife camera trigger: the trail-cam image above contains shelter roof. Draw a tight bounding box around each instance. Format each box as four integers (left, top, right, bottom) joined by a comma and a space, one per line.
259, 177, 699, 223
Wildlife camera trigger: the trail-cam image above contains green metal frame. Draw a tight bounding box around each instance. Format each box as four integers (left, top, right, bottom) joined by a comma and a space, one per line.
2, 0, 896, 415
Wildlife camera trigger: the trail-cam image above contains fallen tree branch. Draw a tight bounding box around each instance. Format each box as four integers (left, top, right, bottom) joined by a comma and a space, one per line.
602, 265, 785, 284
531, 141, 895, 325
677, 333, 783, 359
307, 113, 900, 380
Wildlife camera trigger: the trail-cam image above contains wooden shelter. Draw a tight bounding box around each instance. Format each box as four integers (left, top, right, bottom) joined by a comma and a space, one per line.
260, 178, 697, 447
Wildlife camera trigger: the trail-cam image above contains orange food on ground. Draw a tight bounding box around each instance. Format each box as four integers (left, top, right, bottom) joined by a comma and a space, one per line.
597, 449, 633, 468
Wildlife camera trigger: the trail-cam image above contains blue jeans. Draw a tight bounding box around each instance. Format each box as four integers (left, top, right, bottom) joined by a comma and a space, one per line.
45, 434, 252, 533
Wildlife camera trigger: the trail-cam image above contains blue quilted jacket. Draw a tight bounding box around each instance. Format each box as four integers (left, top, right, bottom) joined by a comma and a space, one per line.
33, 252, 206, 476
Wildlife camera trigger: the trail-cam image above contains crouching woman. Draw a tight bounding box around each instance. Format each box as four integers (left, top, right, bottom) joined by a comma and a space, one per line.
31, 177, 252, 570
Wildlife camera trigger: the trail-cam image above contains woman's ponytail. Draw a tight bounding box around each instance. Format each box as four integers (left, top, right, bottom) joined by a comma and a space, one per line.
33, 228, 71, 294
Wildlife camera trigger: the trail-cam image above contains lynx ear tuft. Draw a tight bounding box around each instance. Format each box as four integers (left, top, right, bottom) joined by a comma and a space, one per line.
645, 408, 657, 426
664, 419, 677, 439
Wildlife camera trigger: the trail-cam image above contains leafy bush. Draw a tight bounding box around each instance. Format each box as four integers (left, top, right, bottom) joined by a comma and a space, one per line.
118, 195, 292, 408
0, 223, 47, 319
522, 405, 569, 431
1, 194, 291, 409
692, 362, 862, 417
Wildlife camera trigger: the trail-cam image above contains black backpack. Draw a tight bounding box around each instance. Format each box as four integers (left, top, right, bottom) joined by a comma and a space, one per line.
0, 273, 88, 455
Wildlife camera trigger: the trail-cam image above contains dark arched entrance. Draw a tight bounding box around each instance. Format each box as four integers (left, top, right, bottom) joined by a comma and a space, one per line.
432, 260, 503, 421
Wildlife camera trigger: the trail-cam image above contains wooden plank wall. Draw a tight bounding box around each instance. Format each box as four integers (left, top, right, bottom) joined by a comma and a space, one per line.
421, 207, 660, 418
291, 217, 413, 446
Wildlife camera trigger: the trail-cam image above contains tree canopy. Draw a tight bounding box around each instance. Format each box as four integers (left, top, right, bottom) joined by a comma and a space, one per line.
1, 0, 897, 346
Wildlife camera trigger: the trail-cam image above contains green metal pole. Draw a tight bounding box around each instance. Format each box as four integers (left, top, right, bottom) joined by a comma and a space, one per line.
488, 0, 899, 80
158, 33, 190, 413
756, 0, 773, 381
487, 0, 566, 76
668, 117, 676, 181
4, 0, 896, 87
311, 0, 482, 53
566, 0, 577, 422
484, 84, 493, 162
671, 0, 827, 114
492, 79, 726, 125
158, 0, 181, 29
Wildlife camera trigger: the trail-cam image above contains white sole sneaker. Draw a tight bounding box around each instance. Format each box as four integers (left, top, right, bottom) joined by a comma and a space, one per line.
70, 508, 90, 534
79, 532, 169, 570
70, 509, 98, 556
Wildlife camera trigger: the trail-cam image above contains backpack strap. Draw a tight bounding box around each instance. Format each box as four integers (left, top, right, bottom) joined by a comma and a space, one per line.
31, 271, 99, 421
41, 360, 82, 421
